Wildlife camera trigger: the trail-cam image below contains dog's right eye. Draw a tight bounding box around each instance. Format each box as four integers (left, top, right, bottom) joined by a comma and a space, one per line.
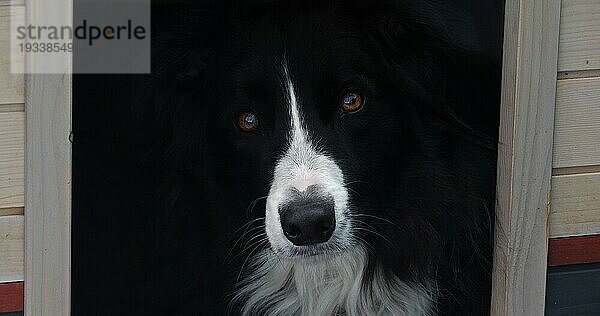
340, 91, 365, 113
237, 111, 260, 132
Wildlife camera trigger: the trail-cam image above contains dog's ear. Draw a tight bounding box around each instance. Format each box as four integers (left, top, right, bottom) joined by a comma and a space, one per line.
358, 0, 500, 149
151, 1, 224, 92
356, 0, 489, 60
131, 1, 227, 170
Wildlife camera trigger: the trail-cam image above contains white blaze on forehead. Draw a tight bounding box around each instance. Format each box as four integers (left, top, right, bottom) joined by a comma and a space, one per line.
264, 61, 351, 254
283, 63, 308, 149
281, 62, 322, 193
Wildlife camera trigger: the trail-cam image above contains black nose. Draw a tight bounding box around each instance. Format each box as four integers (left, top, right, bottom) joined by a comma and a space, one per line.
279, 195, 336, 246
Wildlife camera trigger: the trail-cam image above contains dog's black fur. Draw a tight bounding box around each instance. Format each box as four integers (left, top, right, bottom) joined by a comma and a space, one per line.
73, 0, 503, 314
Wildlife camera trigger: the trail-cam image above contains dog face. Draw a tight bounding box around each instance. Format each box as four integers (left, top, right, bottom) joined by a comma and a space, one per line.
204, 3, 422, 260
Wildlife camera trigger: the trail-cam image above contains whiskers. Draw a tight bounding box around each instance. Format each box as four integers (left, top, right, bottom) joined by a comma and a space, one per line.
349, 213, 397, 251
345, 180, 371, 197
344, 182, 398, 251
352, 213, 401, 230
228, 218, 269, 283
226, 217, 265, 262
246, 196, 268, 217
237, 237, 269, 282
226, 196, 272, 282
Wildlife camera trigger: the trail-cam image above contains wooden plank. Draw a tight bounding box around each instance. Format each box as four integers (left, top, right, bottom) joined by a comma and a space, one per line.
0, 1, 25, 6
558, 0, 600, 72
558, 69, 600, 80
550, 172, 600, 238
24, 0, 72, 314
553, 165, 600, 176
548, 235, 600, 266
0, 112, 24, 209
0, 207, 23, 217
0, 5, 24, 104
0, 282, 23, 313
553, 77, 600, 168
490, 0, 561, 314
0, 103, 24, 112
0, 216, 24, 283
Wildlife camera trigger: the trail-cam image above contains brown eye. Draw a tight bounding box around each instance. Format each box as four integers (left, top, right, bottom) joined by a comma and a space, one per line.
237, 111, 260, 132
341, 92, 364, 112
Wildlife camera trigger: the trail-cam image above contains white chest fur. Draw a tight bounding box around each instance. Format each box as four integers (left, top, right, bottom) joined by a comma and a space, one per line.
232, 246, 435, 316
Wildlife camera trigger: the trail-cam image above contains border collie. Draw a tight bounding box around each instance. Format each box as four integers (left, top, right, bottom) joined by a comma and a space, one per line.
151, 0, 502, 314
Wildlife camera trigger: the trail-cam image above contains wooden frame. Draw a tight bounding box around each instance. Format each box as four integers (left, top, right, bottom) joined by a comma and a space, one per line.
6, 0, 571, 314
24, 0, 72, 315
490, 0, 562, 314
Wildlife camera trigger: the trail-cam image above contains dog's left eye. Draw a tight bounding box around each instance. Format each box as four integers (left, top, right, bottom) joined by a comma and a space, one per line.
340, 91, 364, 112
237, 111, 260, 132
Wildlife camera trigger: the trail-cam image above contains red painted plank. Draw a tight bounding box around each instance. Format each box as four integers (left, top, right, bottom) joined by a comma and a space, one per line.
548, 235, 600, 267
0, 282, 24, 313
